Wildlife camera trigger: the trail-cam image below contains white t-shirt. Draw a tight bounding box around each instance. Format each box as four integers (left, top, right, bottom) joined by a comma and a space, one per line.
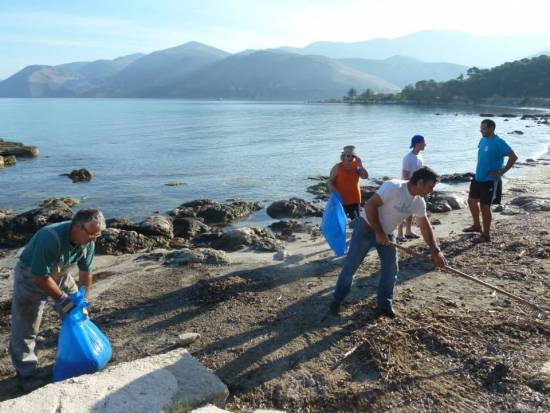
361, 180, 427, 234
402, 151, 424, 179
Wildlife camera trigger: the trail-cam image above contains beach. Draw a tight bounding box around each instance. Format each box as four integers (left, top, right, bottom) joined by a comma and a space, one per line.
0, 160, 549, 411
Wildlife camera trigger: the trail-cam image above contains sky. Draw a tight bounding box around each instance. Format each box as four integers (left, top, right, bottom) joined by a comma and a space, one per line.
2, 0, 550, 79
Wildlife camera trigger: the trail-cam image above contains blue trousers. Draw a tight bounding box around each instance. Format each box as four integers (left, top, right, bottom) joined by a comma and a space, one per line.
333, 218, 398, 310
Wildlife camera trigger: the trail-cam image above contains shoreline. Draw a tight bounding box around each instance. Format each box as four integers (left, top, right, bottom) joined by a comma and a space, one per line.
1, 163, 548, 409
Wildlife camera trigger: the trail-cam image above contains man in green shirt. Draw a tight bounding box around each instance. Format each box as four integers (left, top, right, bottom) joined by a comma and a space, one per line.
10, 209, 105, 386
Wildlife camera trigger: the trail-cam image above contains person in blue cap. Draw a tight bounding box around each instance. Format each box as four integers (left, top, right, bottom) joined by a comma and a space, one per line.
463, 119, 517, 243
397, 135, 426, 242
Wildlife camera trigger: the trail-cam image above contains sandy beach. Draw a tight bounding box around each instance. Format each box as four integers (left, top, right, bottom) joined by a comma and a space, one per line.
0, 164, 549, 412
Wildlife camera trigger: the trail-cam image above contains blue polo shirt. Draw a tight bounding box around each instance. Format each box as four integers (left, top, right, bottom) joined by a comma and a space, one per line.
475, 134, 513, 182
19, 221, 95, 277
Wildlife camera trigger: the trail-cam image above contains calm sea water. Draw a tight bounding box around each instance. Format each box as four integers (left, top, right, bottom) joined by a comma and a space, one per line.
0, 99, 548, 221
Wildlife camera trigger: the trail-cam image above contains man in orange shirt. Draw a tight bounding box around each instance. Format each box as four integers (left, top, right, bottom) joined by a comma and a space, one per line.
328, 145, 369, 219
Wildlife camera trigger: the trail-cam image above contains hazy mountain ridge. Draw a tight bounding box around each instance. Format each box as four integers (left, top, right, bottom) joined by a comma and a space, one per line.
3, 31, 546, 99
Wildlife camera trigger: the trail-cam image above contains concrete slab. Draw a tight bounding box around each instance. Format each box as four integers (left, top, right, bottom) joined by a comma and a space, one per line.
0, 349, 228, 413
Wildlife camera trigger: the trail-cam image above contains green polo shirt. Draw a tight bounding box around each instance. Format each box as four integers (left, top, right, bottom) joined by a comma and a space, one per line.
19, 221, 95, 277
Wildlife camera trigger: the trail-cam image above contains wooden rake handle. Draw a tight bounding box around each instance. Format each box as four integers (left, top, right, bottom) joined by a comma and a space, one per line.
389, 241, 548, 314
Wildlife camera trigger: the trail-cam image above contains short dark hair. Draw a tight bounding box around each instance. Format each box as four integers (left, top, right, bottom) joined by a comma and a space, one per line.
481, 119, 496, 129
410, 166, 438, 184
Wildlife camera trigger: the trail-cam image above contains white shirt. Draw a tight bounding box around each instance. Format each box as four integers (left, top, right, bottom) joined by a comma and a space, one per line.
361, 180, 427, 234
402, 151, 424, 179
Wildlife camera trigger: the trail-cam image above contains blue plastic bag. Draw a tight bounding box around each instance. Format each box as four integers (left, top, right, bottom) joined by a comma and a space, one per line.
53, 287, 112, 382
321, 192, 347, 256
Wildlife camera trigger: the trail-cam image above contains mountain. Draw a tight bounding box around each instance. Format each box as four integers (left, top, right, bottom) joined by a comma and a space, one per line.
160, 50, 400, 99
0, 54, 144, 97
290, 31, 550, 68
107, 42, 230, 97
337, 56, 468, 87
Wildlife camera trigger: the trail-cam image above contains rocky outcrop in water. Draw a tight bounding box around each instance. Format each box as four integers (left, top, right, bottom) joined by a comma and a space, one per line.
439, 172, 475, 184
0, 200, 74, 247
0, 139, 38, 158
62, 168, 93, 182
267, 198, 323, 219
170, 199, 262, 226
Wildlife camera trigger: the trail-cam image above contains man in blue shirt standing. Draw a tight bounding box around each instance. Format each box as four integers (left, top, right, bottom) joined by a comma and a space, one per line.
463, 119, 517, 243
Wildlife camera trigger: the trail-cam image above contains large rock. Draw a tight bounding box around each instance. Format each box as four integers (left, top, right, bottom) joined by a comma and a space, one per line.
306, 182, 329, 200
173, 217, 211, 239
429, 191, 466, 210
0, 349, 228, 413
266, 198, 323, 219
439, 172, 475, 184
62, 168, 93, 182
0, 139, 39, 157
40, 197, 80, 208
96, 228, 158, 255
138, 215, 174, 239
3, 155, 16, 166
510, 196, 550, 212
164, 248, 230, 266
105, 218, 141, 232
170, 199, 262, 226
0, 202, 74, 247
211, 227, 284, 252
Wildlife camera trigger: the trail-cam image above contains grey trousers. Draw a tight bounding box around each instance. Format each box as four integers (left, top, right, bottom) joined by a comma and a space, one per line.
9, 262, 78, 378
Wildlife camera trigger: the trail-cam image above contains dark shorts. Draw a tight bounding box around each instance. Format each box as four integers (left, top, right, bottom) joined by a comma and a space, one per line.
343, 203, 360, 219
469, 179, 502, 205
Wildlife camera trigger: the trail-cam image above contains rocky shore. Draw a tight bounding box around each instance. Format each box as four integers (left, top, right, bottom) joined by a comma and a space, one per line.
1, 151, 549, 411
0, 138, 38, 169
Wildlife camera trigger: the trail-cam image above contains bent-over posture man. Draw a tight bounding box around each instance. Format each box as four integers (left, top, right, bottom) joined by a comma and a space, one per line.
330, 167, 447, 318
464, 119, 517, 243
10, 209, 105, 389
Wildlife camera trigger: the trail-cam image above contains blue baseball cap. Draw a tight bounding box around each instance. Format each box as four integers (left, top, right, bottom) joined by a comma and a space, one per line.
410, 135, 425, 148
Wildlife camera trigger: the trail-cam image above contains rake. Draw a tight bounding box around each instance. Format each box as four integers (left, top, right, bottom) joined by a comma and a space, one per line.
389, 241, 549, 316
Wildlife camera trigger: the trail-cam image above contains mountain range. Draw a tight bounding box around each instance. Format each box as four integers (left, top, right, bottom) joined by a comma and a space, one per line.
1, 30, 548, 100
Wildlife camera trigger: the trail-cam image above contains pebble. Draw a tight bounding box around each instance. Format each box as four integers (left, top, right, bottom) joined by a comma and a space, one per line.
177, 332, 201, 346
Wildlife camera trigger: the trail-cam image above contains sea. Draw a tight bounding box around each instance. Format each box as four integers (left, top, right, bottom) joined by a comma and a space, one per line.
0, 99, 548, 223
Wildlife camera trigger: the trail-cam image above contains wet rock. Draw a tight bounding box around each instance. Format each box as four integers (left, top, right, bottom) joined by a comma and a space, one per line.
269, 219, 313, 234
306, 182, 329, 200
439, 172, 475, 184
40, 197, 80, 208
360, 185, 379, 203
508, 130, 524, 135
192, 232, 224, 248
96, 228, 157, 255
170, 199, 262, 226
211, 227, 284, 252
138, 215, 174, 239
3, 155, 16, 166
164, 248, 230, 266
427, 200, 452, 213
173, 217, 210, 239
165, 181, 186, 187
0, 202, 74, 247
498, 114, 517, 118
62, 168, 93, 182
105, 218, 141, 232
0, 139, 39, 157
267, 198, 323, 219
510, 196, 550, 211
479, 113, 494, 117
0, 209, 13, 220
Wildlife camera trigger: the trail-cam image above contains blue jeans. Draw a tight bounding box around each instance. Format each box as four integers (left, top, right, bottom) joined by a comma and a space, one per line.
333, 218, 398, 310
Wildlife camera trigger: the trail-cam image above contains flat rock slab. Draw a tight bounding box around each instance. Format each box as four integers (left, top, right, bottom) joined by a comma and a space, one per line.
0, 349, 228, 413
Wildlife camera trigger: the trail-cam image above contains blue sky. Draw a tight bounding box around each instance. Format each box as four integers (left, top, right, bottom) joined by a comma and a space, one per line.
2, 0, 550, 79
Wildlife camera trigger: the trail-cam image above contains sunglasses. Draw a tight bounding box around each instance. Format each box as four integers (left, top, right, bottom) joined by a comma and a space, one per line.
80, 223, 100, 239
344, 154, 354, 159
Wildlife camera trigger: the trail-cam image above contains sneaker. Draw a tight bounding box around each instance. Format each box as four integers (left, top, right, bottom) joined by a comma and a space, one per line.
462, 225, 482, 233
375, 306, 398, 319
404, 232, 420, 239
329, 301, 341, 316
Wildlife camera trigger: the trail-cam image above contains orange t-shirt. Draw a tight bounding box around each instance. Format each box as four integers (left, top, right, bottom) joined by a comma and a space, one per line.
335, 162, 361, 205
